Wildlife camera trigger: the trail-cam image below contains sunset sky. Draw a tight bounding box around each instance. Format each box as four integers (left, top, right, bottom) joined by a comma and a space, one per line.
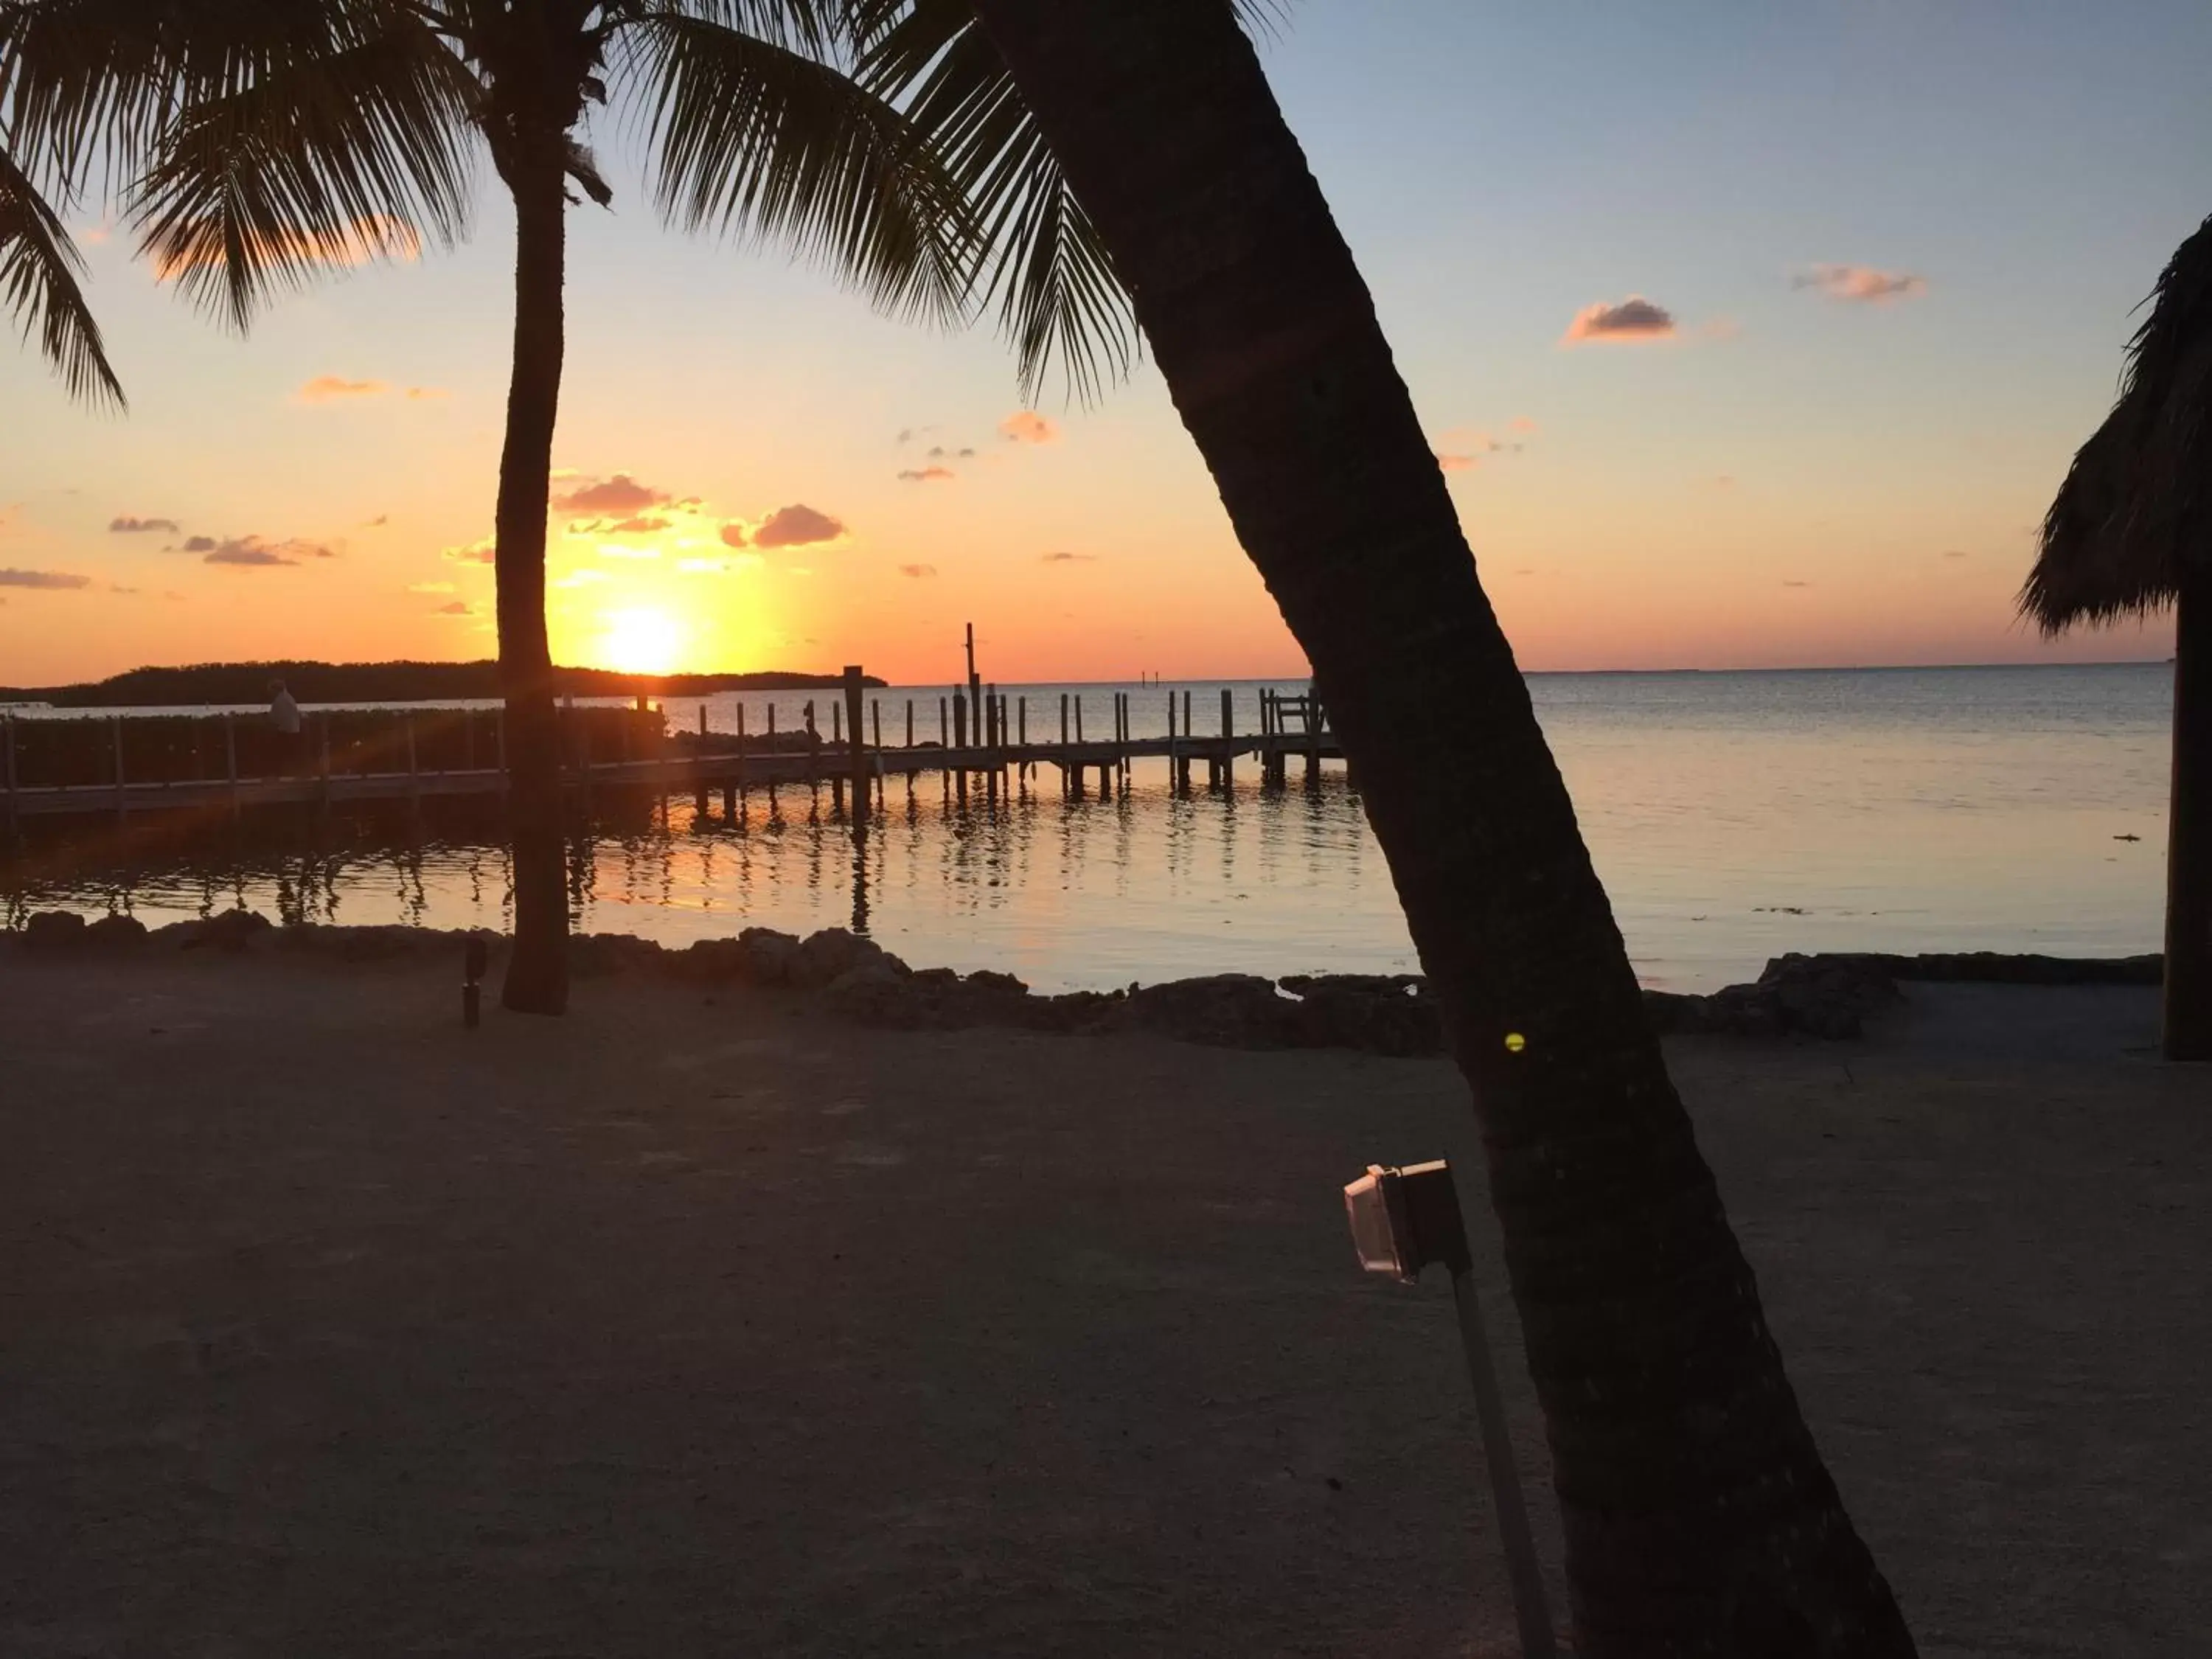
2, 1, 2207, 687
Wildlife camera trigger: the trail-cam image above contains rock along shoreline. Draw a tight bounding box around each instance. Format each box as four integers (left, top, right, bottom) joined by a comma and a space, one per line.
6, 908, 2164, 1057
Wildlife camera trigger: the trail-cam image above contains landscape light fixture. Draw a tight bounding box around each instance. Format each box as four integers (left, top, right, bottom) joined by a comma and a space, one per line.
1343, 1160, 1557, 1659
462, 935, 487, 1029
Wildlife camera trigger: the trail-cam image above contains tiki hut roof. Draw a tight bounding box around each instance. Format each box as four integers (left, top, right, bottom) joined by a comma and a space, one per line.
2023, 212, 2212, 634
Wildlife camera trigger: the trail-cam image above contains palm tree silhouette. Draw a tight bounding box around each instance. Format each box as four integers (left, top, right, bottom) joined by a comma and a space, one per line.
913, 1, 1921, 1650
4, 0, 981, 1012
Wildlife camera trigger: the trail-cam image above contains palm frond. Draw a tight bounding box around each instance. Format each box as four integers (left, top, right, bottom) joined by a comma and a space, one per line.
125, 15, 478, 330
3, 0, 408, 201
613, 0, 838, 55
852, 0, 1132, 403
621, 9, 975, 328
0, 136, 122, 406
848, 0, 1289, 401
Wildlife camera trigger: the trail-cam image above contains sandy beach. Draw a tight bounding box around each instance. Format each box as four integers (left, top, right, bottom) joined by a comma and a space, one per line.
1, 943, 2202, 1658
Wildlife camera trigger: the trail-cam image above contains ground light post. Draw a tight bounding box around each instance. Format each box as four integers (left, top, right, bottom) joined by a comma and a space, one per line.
1344, 1160, 1556, 1659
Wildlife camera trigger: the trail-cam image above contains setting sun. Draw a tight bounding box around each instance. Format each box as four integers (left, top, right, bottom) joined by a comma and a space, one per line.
595, 606, 684, 675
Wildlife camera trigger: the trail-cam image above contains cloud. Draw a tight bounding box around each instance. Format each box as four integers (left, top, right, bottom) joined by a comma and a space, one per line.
1794, 264, 1926, 304
198, 535, 335, 568
363, 514, 389, 528
897, 466, 956, 483
1040, 550, 1096, 564
442, 536, 495, 564
109, 582, 141, 594
1561, 295, 1676, 344
925, 445, 978, 460
1001, 410, 1060, 445
1510, 415, 1539, 434
718, 522, 750, 549
753, 504, 846, 548
597, 545, 659, 560
405, 386, 448, 400
899, 563, 938, 579
1436, 453, 1481, 472
1781, 580, 1812, 588
434, 599, 474, 616
109, 515, 179, 533
0, 568, 91, 589
297, 375, 389, 403
155, 213, 421, 282
554, 474, 669, 515
1942, 549, 1969, 560
406, 580, 456, 595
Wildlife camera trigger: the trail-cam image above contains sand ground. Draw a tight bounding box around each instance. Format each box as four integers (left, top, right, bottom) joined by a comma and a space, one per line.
0, 948, 2202, 1658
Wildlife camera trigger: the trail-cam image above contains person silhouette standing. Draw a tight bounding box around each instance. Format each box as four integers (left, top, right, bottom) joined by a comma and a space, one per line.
268, 679, 303, 776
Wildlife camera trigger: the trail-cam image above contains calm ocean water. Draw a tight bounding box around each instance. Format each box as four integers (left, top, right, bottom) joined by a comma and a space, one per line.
1, 664, 2171, 992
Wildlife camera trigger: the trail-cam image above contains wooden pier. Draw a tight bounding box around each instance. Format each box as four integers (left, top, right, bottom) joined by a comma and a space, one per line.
1, 669, 1342, 827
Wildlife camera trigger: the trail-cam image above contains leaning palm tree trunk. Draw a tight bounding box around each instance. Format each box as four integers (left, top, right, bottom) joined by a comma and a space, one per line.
965, 1, 1916, 1649
490, 129, 571, 1015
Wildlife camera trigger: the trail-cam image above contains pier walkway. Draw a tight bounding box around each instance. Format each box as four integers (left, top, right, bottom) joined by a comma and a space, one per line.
2, 672, 1343, 826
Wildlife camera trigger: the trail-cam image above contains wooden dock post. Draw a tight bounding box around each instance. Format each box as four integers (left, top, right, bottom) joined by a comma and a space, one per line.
1220, 687, 1235, 790
844, 667, 869, 832
989, 683, 1003, 804
830, 698, 846, 815
981, 689, 996, 806
804, 700, 820, 807
953, 692, 969, 808
871, 699, 884, 809
694, 703, 711, 818
737, 702, 751, 804
1, 713, 14, 838
111, 714, 127, 824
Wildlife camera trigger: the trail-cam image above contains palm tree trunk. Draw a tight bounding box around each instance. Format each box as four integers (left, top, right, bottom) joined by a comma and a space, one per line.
493, 150, 570, 1016
2166, 574, 2211, 1060
970, 3, 1916, 1650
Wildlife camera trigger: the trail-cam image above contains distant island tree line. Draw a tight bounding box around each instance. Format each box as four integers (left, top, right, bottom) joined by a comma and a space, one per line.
0, 661, 886, 709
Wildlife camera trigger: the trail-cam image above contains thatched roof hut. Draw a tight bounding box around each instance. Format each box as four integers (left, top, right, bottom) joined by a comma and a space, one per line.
2023, 212, 2212, 632
2027, 211, 2212, 1061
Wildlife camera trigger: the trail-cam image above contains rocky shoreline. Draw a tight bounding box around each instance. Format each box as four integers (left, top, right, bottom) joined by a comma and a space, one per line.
7, 908, 2163, 1056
